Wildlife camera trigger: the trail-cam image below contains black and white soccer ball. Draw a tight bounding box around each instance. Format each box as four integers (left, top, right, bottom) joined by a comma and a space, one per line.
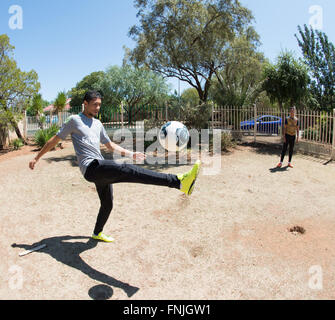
158, 121, 190, 152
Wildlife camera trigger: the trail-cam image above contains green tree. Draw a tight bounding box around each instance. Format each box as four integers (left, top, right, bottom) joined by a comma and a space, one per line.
68, 71, 105, 109
28, 93, 45, 129
97, 65, 170, 124
262, 51, 310, 111
181, 88, 200, 106
0, 34, 40, 143
128, 0, 254, 103
210, 31, 266, 107
295, 24, 335, 111
53, 91, 67, 126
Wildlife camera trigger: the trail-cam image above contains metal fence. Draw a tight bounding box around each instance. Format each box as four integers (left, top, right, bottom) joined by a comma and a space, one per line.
25, 104, 335, 159
26, 111, 76, 136
212, 105, 335, 158
26, 105, 176, 136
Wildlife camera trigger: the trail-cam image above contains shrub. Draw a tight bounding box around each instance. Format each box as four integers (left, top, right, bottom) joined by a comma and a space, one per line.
180, 102, 212, 130
34, 124, 60, 148
142, 121, 159, 151
303, 112, 333, 142
143, 118, 163, 132
209, 131, 235, 152
11, 138, 24, 150
221, 132, 236, 151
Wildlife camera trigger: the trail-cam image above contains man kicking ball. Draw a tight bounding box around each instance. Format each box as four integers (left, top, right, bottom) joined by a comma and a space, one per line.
277, 106, 299, 168
29, 90, 201, 242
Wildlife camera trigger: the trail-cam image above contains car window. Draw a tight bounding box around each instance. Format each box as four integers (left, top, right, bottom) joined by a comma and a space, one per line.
264, 116, 278, 122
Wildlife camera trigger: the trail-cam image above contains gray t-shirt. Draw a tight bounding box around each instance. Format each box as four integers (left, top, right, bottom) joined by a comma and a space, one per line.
56, 113, 111, 176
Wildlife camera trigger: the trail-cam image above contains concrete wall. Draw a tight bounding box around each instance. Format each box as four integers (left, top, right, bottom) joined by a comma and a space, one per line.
296, 140, 333, 159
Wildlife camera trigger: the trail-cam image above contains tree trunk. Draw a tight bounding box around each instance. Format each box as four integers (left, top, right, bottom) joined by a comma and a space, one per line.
58, 111, 63, 127
128, 106, 132, 125
12, 121, 27, 144
196, 88, 206, 104
37, 112, 44, 130
202, 71, 213, 103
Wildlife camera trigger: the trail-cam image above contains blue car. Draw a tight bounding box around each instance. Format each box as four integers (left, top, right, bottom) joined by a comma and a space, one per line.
240, 115, 282, 134
45, 115, 59, 124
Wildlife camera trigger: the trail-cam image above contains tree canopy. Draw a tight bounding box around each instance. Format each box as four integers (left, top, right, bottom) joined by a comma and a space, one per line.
181, 88, 200, 106
128, 0, 255, 102
54, 91, 67, 126
68, 65, 171, 123
0, 34, 40, 142
262, 51, 310, 110
296, 24, 335, 111
27, 93, 45, 129
97, 64, 170, 108
68, 71, 105, 108
97, 65, 170, 123
210, 31, 266, 107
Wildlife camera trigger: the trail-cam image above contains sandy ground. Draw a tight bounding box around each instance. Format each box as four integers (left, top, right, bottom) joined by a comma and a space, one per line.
1, 141, 335, 300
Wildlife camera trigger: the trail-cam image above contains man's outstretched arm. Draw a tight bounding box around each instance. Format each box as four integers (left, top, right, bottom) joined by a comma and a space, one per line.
104, 141, 146, 161
29, 135, 62, 170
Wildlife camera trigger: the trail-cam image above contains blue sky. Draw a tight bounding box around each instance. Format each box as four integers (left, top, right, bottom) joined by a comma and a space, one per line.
1, 0, 335, 102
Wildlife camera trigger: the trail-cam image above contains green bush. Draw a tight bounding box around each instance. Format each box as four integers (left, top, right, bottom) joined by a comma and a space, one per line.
180, 102, 212, 130
303, 127, 318, 140
11, 138, 24, 150
303, 112, 333, 142
143, 118, 163, 132
209, 131, 235, 152
303, 125, 332, 142
221, 132, 236, 151
142, 121, 159, 150
34, 124, 60, 148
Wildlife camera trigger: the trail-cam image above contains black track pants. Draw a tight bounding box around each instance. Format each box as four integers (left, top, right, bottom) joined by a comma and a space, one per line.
84, 159, 181, 235
280, 134, 296, 163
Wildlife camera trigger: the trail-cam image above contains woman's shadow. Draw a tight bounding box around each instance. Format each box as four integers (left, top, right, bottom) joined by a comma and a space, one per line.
12, 235, 139, 298
269, 165, 289, 173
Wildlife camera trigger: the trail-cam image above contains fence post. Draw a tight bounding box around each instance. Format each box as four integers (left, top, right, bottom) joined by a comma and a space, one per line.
212, 102, 215, 131
253, 104, 257, 143
23, 110, 27, 140
121, 102, 124, 130
165, 102, 168, 122
332, 109, 335, 160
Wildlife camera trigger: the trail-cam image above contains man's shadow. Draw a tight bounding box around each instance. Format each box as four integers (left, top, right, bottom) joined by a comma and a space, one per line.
12, 236, 139, 299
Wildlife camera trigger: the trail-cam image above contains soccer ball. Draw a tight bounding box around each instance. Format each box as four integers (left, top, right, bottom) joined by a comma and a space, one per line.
158, 121, 190, 152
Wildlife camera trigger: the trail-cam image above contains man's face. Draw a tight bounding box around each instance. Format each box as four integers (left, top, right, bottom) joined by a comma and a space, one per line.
290, 108, 295, 117
84, 98, 101, 117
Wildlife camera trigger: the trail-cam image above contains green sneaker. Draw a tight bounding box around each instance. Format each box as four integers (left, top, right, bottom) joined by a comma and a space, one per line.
177, 160, 201, 196
92, 232, 115, 243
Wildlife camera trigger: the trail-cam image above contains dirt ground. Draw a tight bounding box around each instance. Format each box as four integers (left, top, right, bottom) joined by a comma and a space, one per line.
1, 140, 335, 300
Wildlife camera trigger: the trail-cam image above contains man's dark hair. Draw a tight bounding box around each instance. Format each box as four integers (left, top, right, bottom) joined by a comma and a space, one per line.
83, 90, 102, 103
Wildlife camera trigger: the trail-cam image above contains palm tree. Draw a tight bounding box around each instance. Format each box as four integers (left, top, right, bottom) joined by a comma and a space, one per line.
53, 91, 67, 127
30, 93, 45, 130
